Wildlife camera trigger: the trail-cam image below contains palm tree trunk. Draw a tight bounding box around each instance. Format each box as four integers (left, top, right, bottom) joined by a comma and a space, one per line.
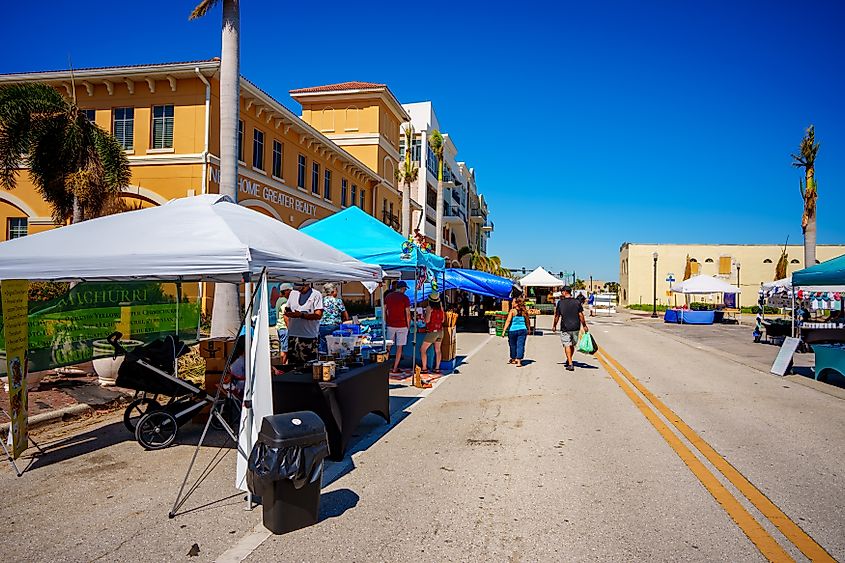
803, 168, 817, 268
435, 160, 444, 255
804, 212, 817, 268
402, 178, 411, 238
210, 0, 242, 337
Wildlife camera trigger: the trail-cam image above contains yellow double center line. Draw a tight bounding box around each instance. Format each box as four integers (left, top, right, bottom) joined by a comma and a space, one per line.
595, 348, 834, 563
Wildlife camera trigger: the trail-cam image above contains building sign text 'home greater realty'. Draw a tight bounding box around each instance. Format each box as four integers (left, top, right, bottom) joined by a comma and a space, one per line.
208, 166, 317, 216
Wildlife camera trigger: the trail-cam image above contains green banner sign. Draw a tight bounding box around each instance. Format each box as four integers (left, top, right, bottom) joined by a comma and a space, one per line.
0, 281, 200, 373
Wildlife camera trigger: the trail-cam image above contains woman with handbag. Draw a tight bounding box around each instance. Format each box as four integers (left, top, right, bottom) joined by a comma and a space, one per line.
502, 297, 530, 367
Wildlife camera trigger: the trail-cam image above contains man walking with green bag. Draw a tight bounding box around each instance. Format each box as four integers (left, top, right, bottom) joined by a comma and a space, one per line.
552, 286, 589, 371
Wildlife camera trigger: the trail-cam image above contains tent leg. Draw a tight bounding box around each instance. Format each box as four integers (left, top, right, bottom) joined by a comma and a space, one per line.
0, 434, 22, 477
169, 279, 259, 518
243, 279, 254, 511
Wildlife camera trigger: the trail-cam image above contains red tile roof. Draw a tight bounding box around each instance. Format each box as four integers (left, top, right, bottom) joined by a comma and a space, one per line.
289, 81, 386, 94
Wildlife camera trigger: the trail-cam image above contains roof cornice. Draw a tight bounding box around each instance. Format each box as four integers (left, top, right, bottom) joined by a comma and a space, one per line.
0, 60, 221, 83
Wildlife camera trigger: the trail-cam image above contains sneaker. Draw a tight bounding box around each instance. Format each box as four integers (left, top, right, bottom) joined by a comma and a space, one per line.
566, 363, 575, 371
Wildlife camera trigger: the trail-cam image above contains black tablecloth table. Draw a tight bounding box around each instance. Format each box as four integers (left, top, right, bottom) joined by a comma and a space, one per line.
271, 362, 390, 461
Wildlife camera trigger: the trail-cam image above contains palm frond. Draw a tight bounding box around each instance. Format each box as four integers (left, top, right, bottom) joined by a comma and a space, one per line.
190, 0, 221, 20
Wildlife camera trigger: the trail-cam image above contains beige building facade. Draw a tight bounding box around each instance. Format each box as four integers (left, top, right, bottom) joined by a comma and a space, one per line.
619, 243, 845, 307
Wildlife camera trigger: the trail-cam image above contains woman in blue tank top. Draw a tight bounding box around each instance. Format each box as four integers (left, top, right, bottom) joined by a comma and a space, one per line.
502, 297, 530, 367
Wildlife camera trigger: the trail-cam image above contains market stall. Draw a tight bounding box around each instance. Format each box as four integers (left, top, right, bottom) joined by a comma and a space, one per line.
302, 206, 447, 374
666, 275, 741, 325
0, 195, 385, 507
792, 254, 845, 381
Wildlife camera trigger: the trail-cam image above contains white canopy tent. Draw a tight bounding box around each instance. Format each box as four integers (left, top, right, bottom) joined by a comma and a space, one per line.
670, 274, 741, 295
762, 278, 792, 292
0, 194, 382, 283
519, 267, 564, 288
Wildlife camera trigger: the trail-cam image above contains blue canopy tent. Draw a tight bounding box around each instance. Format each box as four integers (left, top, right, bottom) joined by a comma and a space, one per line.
404, 268, 513, 301
302, 207, 446, 375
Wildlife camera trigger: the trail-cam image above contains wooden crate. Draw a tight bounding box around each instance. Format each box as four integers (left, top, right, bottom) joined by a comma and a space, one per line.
199, 337, 236, 373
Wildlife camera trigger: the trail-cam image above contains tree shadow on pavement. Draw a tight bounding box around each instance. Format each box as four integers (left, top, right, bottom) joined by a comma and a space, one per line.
318, 488, 360, 521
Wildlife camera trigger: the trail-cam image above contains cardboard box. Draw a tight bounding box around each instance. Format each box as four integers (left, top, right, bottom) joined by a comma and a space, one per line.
199, 337, 236, 373
440, 327, 458, 361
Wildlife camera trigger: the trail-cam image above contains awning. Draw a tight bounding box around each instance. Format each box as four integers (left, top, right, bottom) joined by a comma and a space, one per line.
792, 253, 845, 292
670, 274, 740, 294
0, 194, 383, 283
519, 267, 564, 288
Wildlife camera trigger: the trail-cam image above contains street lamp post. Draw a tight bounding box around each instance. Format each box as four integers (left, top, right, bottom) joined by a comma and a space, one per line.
651, 252, 659, 318
736, 261, 741, 309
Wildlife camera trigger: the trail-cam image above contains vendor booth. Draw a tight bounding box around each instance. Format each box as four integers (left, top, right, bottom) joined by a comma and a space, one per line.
0, 195, 387, 511
666, 275, 741, 325
792, 254, 845, 381
519, 267, 564, 290
302, 207, 449, 374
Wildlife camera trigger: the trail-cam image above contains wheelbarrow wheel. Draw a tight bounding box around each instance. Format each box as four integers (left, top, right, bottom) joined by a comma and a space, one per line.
135, 411, 178, 450
123, 398, 162, 433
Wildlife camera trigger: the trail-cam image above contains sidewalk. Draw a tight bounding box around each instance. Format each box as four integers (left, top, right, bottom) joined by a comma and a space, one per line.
0, 363, 132, 428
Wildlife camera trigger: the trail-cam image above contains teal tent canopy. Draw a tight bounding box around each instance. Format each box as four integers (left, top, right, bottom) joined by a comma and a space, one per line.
301, 206, 445, 273
792, 253, 845, 291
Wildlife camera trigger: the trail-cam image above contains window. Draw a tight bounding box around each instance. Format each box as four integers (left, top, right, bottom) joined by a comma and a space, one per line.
7, 218, 27, 240
112, 107, 134, 150
81, 109, 96, 123
341, 179, 348, 207
151, 105, 174, 149
790, 259, 800, 264
350, 184, 357, 207
297, 155, 306, 188
763, 258, 773, 264
389, 201, 394, 218
323, 169, 332, 200
360, 188, 365, 209
237, 120, 244, 162
718, 256, 732, 275
311, 162, 320, 195
704, 258, 714, 263
272, 141, 283, 178
252, 129, 264, 170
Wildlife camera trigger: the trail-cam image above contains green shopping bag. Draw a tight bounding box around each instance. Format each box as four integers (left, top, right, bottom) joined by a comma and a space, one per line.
577, 331, 597, 355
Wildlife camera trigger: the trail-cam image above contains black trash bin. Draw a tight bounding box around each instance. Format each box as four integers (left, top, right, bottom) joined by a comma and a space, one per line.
247, 411, 329, 534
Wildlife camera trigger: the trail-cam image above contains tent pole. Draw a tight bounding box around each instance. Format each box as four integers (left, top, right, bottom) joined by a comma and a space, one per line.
169, 277, 259, 518
243, 277, 254, 510
791, 290, 796, 338
380, 283, 387, 354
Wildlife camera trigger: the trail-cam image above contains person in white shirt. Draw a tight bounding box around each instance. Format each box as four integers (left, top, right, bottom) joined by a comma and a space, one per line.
284, 283, 324, 364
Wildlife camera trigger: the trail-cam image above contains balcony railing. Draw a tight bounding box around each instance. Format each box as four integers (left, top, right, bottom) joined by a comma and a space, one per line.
381, 210, 400, 231
443, 203, 466, 221
470, 207, 487, 223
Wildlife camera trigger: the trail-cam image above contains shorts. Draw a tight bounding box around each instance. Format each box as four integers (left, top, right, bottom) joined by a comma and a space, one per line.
423, 330, 443, 344
560, 330, 580, 346
386, 326, 409, 347
276, 328, 289, 353
289, 336, 318, 364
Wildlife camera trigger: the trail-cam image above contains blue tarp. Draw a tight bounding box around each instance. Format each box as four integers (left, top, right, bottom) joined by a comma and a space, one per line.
792, 253, 845, 288
301, 206, 445, 273
404, 268, 513, 300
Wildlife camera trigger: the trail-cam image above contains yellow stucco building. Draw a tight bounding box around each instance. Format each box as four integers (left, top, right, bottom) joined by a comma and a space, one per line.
619, 243, 845, 308
0, 60, 407, 239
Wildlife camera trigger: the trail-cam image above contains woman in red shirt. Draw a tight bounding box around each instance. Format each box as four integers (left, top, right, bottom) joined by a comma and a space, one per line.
419, 292, 445, 375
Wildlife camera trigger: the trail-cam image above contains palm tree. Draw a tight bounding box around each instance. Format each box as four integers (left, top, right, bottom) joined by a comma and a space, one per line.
683, 254, 692, 280
791, 125, 820, 268
191, 0, 241, 337
469, 250, 489, 273
0, 83, 130, 223
396, 124, 418, 238
428, 129, 445, 256
775, 245, 788, 281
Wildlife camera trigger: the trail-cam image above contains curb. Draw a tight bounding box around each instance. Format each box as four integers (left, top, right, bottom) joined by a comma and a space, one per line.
3, 403, 94, 436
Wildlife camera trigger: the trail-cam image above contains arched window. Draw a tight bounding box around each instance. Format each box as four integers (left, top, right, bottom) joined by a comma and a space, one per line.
690, 258, 698, 263
763, 259, 772, 264
321, 107, 334, 132
790, 259, 800, 264
705, 258, 714, 263
345, 107, 359, 131
383, 157, 395, 186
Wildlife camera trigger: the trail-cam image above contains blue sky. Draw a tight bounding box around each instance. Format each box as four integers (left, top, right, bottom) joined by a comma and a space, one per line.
4, 1, 844, 280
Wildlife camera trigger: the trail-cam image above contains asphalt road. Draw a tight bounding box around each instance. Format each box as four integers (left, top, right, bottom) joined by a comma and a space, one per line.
1, 316, 843, 562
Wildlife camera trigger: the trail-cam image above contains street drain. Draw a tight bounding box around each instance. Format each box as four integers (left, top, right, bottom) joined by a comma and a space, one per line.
466, 439, 500, 446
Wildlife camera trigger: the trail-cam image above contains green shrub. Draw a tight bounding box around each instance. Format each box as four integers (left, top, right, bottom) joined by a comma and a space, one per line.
690, 302, 713, 311
626, 304, 669, 312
